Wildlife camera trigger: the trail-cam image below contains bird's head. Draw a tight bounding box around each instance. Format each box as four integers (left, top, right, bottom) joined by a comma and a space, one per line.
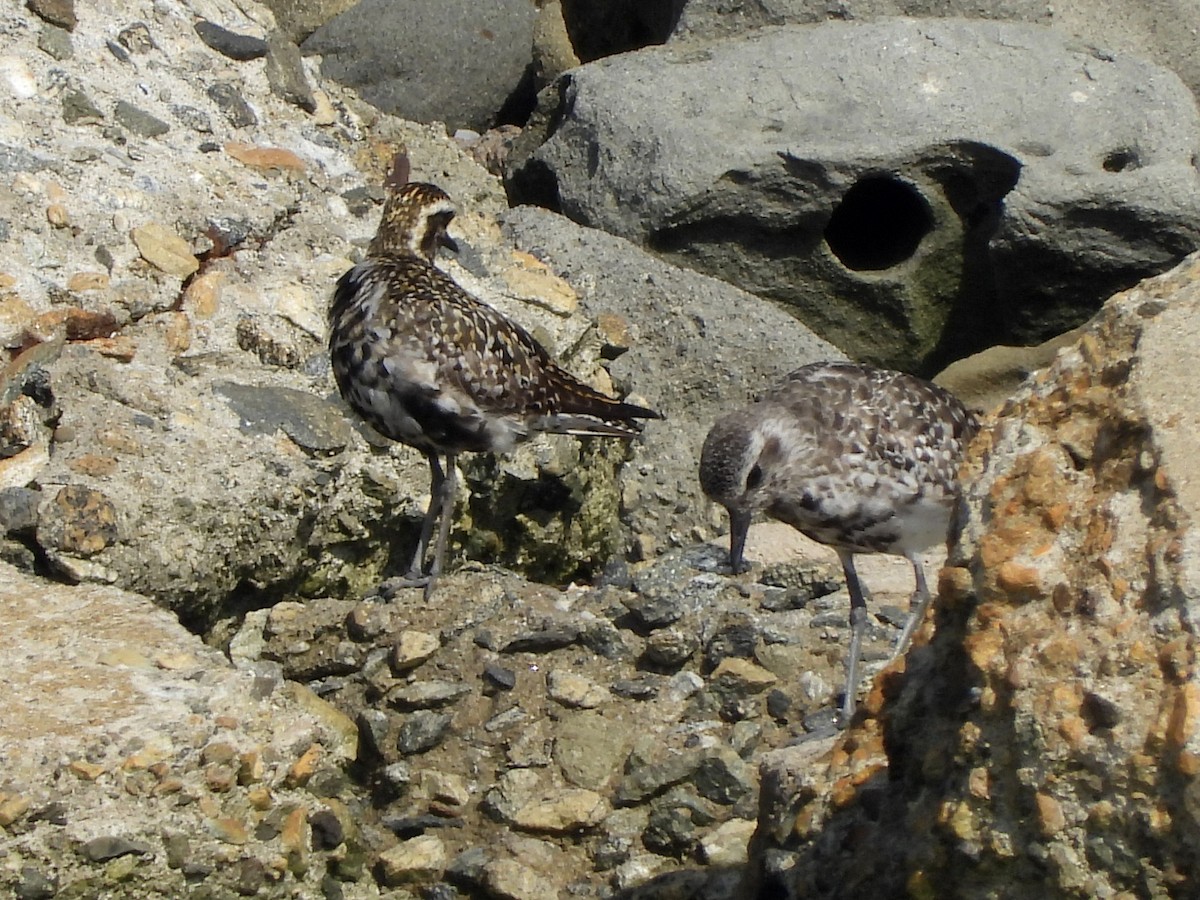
699, 410, 779, 574
370, 181, 460, 260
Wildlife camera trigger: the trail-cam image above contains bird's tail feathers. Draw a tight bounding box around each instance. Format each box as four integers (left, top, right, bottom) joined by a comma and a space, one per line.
544, 369, 667, 434
532, 414, 646, 439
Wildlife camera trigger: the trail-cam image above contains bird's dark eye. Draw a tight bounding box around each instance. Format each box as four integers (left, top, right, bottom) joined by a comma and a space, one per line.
746, 464, 764, 491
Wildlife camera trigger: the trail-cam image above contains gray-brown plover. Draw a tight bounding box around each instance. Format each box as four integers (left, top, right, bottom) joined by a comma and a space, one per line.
699, 361, 979, 723
329, 158, 660, 598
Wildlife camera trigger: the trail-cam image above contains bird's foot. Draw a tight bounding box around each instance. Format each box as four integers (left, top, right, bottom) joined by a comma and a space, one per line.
727, 558, 754, 577
375, 572, 432, 601
835, 694, 856, 730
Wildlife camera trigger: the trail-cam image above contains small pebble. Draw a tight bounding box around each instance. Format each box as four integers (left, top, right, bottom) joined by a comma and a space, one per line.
483, 662, 516, 690
0, 57, 37, 99
193, 20, 267, 61
79, 835, 152, 862
396, 711, 452, 755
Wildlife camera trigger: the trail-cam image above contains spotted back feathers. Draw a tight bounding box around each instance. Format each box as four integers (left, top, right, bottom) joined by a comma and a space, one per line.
329, 177, 660, 458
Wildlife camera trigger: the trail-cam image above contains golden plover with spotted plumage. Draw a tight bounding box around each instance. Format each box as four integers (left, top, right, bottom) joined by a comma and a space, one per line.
699, 361, 979, 724
329, 157, 660, 598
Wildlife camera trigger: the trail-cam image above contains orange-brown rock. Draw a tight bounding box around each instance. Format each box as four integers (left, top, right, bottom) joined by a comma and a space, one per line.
750, 253, 1200, 899
225, 142, 306, 173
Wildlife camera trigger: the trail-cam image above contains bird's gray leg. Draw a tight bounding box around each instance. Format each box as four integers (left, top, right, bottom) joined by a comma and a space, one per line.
838, 549, 868, 726
424, 452, 457, 600
893, 555, 933, 659
380, 453, 444, 599
405, 452, 445, 581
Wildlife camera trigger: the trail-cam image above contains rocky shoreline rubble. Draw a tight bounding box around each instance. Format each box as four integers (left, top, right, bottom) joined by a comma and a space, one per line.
3, 0, 1200, 897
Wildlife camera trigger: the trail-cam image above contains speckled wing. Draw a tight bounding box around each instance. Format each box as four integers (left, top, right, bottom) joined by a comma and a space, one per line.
761, 363, 979, 553
771, 362, 977, 483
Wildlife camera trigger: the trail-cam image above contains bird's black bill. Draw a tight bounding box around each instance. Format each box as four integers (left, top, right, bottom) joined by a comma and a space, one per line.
439, 232, 459, 254
727, 507, 752, 575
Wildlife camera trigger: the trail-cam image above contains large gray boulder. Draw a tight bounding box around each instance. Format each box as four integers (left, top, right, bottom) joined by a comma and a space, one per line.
302, 0, 538, 132
510, 18, 1200, 371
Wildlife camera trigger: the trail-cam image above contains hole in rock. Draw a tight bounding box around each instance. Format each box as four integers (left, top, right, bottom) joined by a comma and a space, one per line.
1102, 148, 1140, 173
560, 0, 685, 61
824, 175, 934, 271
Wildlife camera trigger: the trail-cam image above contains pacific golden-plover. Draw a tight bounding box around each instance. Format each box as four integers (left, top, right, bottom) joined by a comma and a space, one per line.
329, 158, 660, 597
699, 361, 978, 723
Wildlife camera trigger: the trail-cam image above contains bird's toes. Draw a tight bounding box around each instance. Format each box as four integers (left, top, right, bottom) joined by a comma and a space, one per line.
375, 573, 432, 600
835, 699, 856, 730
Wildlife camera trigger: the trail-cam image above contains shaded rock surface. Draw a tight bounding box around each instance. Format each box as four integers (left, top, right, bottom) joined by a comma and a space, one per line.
558, 0, 686, 61
750, 251, 1200, 899
301, 0, 538, 132
934, 322, 1089, 417
511, 18, 1200, 372
2, 522, 928, 896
